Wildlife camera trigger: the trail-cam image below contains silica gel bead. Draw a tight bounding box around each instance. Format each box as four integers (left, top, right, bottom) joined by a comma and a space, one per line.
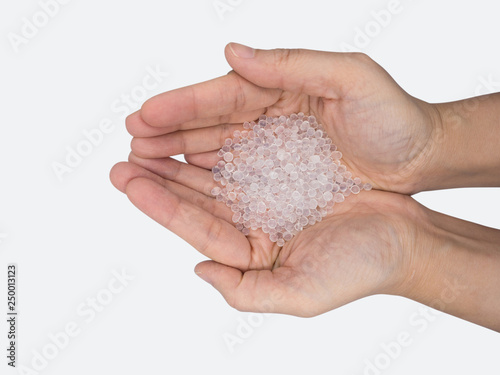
211, 113, 370, 245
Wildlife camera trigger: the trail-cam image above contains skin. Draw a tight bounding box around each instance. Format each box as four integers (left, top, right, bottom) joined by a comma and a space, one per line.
110, 44, 500, 331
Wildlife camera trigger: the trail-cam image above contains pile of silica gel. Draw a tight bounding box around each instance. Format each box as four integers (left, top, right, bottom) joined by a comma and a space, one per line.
211, 113, 371, 246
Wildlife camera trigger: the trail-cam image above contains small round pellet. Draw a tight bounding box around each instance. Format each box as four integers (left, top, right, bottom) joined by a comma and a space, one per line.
211, 113, 369, 245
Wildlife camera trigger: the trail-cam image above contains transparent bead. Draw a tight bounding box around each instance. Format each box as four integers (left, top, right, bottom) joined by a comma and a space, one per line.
331, 151, 342, 160
225, 163, 235, 172
323, 191, 333, 201
211, 113, 356, 243
232, 212, 241, 223
334, 193, 345, 203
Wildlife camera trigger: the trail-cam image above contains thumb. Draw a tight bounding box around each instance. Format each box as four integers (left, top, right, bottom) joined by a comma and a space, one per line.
225, 43, 375, 99
194, 260, 306, 315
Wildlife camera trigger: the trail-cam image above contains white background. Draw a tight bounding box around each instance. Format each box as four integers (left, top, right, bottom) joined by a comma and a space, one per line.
1, 0, 500, 374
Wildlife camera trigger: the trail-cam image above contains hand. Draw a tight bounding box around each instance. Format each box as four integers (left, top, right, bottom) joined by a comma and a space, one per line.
111, 45, 500, 329
110, 156, 424, 316
126, 44, 441, 194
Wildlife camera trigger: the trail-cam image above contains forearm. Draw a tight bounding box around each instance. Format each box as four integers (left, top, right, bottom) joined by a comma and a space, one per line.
421, 93, 500, 190
406, 208, 500, 331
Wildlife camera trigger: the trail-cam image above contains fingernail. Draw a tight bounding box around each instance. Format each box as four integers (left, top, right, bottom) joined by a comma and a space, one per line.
229, 43, 255, 59
195, 270, 212, 285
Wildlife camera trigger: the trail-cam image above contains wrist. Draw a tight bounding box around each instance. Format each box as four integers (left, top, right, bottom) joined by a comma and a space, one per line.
395, 205, 500, 331
389, 99, 445, 194
415, 94, 500, 191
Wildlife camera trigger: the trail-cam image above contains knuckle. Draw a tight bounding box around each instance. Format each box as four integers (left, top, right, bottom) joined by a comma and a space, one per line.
231, 75, 247, 112
225, 288, 246, 312
192, 193, 206, 208
206, 196, 218, 213
273, 48, 294, 69
170, 158, 182, 180
178, 131, 187, 154
163, 194, 182, 228
200, 218, 223, 254
272, 49, 303, 89
349, 51, 374, 65
217, 113, 232, 125
227, 296, 243, 311
219, 123, 231, 145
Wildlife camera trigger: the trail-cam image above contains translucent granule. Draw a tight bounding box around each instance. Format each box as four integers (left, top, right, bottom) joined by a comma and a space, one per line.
210, 113, 371, 246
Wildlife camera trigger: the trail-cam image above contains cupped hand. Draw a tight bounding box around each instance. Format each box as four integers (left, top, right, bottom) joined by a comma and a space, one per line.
126, 44, 441, 194
110, 155, 426, 316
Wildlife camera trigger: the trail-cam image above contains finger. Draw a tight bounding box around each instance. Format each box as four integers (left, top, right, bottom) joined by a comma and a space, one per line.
141, 71, 281, 128
185, 151, 220, 170
110, 162, 233, 222
130, 123, 242, 158
126, 178, 251, 269
128, 153, 216, 197
110, 161, 165, 193
175, 109, 263, 132
195, 260, 307, 315
126, 111, 167, 137
225, 43, 374, 99
127, 108, 265, 137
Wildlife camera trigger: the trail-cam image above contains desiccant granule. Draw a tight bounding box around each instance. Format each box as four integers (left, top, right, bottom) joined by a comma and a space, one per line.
211, 113, 371, 246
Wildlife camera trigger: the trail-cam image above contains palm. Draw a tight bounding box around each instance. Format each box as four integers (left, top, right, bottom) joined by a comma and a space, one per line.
111, 155, 411, 315
316, 92, 433, 193
208, 190, 409, 316
243, 60, 435, 193
263, 190, 409, 316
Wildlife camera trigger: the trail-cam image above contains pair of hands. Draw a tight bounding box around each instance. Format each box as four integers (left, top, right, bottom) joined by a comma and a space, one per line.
110, 44, 493, 321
